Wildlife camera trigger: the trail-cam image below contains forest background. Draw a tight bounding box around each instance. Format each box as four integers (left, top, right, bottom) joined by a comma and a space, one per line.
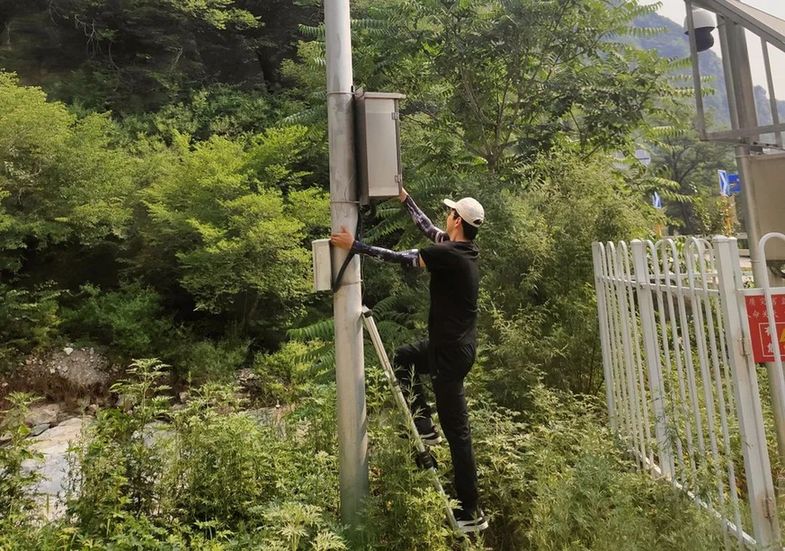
0, 0, 772, 549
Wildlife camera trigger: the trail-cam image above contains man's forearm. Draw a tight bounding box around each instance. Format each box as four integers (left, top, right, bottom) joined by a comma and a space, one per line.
351, 240, 419, 267
403, 195, 447, 243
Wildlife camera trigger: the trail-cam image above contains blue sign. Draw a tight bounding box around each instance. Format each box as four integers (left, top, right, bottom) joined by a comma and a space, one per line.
719, 170, 741, 196
651, 191, 663, 209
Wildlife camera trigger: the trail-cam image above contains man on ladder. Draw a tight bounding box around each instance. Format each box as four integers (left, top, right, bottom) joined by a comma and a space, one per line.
331, 187, 488, 533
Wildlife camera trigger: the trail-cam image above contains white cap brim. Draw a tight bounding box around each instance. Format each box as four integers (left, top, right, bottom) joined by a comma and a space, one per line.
442, 199, 457, 209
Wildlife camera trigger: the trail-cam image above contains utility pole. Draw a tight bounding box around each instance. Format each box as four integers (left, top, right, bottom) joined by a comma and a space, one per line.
324, 0, 369, 528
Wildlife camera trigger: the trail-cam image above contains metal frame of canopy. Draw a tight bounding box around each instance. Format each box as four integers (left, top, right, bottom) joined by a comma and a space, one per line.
686, 0, 785, 148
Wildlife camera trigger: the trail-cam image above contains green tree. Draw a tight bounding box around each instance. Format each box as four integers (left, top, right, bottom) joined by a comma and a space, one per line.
0, 0, 322, 113
648, 110, 733, 234
0, 72, 138, 276
138, 126, 325, 342
348, 0, 672, 174
478, 146, 653, 399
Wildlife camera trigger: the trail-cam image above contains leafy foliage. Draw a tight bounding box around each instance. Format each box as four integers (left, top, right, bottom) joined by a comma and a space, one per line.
0, 284, 60, 372
346, 0, 674, 174
61, 360, 347, 548
0, 393, 43, 528
644, 105, 734, 234
66, 359, 172, 533
0, 73, 138, 274
61, 282, 173, 359
138, 128, 316, 336
0, 0, 745, 546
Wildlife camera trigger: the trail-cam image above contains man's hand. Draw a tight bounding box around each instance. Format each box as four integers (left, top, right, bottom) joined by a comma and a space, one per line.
399, 186, 409, 203
330, 226, 354, 250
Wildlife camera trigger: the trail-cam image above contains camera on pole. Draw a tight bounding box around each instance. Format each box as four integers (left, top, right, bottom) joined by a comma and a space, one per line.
684, 8, 717, 52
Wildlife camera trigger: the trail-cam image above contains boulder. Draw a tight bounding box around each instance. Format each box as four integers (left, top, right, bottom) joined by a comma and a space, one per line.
23, 417, 88, 521
30, 423, 50, 437
17, 348, 115, 402
24, 403, 60, 427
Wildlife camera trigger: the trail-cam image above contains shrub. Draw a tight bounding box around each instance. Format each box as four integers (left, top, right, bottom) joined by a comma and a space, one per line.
66, 359, 171, 535
363, 416, 484, 551
61, 282, 174, 360
0, 284, 61, 374
251, 340, 320, 406
161, 384, 282, 526
176, 338, 248, 383
0, 393, 43, 534
471, 385, 725, 550
4, 361, 726, 550
479, 148, 654, 399
61, 360, 346, 547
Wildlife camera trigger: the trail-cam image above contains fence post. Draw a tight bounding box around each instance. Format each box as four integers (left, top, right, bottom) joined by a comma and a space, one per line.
714, 236, 780, 548
614, 242, 649, 465
593, 243, 617, 432
631, 240, 675, 478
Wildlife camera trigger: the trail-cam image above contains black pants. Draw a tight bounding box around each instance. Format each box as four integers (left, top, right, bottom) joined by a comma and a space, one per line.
394, 339, 479, 512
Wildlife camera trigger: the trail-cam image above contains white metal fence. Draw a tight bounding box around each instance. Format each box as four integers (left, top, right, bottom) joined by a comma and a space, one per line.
592, 235, 785, 549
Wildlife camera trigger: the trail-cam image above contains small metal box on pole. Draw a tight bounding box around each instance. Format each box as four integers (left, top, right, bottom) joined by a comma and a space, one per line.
354, 91, 405, 205
311, 238, 332, 292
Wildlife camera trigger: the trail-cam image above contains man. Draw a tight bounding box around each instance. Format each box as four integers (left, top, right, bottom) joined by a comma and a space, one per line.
330, 187, 487, 533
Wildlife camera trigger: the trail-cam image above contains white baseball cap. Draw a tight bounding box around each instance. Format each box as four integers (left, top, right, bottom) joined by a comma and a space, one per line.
442, 197, 485, 228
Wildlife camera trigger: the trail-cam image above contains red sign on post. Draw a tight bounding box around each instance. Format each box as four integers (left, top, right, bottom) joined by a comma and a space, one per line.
745, 295, 785, 363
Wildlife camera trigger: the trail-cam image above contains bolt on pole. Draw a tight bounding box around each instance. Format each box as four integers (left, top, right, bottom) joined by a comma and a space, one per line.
324, 0, 370, 528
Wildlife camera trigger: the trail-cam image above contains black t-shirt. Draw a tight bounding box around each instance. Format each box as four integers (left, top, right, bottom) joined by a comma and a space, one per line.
419, 240, 480, 346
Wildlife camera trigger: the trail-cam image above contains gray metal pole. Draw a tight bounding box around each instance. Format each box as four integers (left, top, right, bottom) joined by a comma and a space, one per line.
722, 19, 785, 466
324, 0, 369, 527
723, 21, 764, 282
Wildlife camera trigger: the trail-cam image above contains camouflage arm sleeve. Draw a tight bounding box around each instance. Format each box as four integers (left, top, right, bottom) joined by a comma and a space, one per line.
351, 240, 420, 268
403, 195, 447, 243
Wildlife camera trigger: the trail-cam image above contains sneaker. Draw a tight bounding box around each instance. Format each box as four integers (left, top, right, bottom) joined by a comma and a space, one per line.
453, 507, 488, 533
414, 417, 442, 446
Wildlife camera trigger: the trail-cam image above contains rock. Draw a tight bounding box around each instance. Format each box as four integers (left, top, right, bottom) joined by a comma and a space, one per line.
30, 423, 50, 437
178, 390, 189, 404
237, 367, 257, 381
22, 417, 88, 521
18, 348, 113, 400
25, 403, 60, 427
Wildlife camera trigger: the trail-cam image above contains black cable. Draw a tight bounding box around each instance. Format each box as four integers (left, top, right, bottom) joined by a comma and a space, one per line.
331, 211, 364, 293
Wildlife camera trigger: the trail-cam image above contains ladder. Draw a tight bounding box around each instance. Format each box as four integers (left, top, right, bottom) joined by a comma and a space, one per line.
361, 306, 460, 533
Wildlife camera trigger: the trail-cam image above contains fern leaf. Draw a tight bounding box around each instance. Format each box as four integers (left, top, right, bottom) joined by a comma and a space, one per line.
299, 23, 325, 40
280, 105, 327, 127
288, 318, 334, 341
363, 214, 408, 243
